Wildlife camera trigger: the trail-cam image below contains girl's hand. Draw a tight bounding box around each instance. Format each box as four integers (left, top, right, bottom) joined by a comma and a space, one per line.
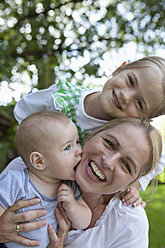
121, 185, 145, 208
47, 205, 71, 248
0, 198, 47, 246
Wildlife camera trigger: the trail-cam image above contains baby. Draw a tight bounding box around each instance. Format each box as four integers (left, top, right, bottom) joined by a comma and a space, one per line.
0, 111, 91, 248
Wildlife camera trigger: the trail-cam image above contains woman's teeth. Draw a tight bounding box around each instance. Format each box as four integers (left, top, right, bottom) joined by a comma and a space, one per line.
89, 161, 105, 181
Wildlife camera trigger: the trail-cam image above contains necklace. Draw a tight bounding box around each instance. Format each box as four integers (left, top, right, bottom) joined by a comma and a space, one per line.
92, 195, 104, 213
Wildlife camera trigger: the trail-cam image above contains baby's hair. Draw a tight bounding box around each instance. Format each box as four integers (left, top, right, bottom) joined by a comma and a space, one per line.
87, 117, 162, 181
15, 111, 71, 166
113, 56, 165, 118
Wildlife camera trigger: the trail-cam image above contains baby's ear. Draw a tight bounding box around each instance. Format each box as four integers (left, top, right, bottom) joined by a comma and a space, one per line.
30, 151, 46, 170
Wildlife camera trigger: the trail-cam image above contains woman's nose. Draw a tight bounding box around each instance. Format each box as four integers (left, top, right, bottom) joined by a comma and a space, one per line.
102, 153, 119, 170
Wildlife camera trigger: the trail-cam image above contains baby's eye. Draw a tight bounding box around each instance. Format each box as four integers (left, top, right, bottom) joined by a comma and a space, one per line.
128, 76, 134, 87
65, 145, 71, 151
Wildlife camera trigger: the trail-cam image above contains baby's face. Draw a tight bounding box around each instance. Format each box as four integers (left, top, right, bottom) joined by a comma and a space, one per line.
43, 121, 82, 181
100, 66, 164, 119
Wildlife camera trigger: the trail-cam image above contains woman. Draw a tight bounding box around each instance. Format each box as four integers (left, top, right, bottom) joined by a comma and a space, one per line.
0, 118, 162, 247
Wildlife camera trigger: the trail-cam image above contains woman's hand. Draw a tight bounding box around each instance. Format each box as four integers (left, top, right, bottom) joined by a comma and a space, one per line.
0, 198, 47, 246
47, 206, 71, 248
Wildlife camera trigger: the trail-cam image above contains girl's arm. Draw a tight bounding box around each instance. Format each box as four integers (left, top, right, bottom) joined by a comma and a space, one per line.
14, 84, 58, 124
0, 198, 47, 246
121, 183, 145, 208
138, 139, 165, 191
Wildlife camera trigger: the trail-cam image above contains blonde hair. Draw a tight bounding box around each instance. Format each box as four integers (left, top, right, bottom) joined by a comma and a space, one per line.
15, 111, 71, 166
86, 117, 162, 181
113, 56, 165, 118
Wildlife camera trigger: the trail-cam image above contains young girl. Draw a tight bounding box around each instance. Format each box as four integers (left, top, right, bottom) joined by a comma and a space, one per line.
13, 56, 165, 202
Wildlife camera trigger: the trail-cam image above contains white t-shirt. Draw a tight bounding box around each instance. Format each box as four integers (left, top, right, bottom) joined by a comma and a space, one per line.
64, 194, 149, 248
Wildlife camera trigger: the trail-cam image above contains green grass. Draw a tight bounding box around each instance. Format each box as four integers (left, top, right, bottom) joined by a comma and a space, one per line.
140, 184, 165, 248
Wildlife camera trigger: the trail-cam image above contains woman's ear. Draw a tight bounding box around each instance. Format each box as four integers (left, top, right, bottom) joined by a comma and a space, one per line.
30, 151, 46, 170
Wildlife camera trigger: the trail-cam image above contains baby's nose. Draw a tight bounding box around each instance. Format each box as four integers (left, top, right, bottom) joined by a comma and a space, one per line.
75, 146, 82, 157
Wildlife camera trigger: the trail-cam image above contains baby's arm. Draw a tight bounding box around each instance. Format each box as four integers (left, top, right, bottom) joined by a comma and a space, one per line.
57, 183, 92, 229
0, 204, 5, 217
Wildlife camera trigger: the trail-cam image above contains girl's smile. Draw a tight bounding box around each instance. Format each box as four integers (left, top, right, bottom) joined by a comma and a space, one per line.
112, 90, 122, 110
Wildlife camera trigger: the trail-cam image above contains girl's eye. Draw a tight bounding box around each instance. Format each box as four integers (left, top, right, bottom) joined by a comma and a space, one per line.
76, 140, 80, 145
128, 76, 134, 87
65, 145, 71, 151
121, 159, 132, 175
137, 99, 143, 111
104, 139, 115, 150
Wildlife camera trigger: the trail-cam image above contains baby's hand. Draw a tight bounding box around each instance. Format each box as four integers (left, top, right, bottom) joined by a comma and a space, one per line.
57, 183, 76, 212
121, 185, 145, 208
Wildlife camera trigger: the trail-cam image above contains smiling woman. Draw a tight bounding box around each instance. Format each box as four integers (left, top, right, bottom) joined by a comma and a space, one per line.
46, 117, 162, 248
0, 117, 162, 248
75, 118, 161, 195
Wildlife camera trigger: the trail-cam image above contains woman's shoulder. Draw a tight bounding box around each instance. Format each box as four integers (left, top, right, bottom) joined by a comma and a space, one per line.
107, 197, 149, 237
64, 196, 148, 248
112, 196, 148, 224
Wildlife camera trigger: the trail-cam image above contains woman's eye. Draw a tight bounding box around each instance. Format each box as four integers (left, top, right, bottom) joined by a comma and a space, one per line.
104, 139, 115, 150
128, 76, 134, 87
137, 99, 143, 111
122, 160, 132, 175
65, 145, 71, 151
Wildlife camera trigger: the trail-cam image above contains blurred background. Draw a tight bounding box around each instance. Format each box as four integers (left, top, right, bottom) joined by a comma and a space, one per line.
0, 0, 164, 247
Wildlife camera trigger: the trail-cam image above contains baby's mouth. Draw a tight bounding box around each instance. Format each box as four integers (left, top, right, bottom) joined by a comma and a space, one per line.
88, 161, 106, 181
113, 90, 122, 110
74, 160, 81, 170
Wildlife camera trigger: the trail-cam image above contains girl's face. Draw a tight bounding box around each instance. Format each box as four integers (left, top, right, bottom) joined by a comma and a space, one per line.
75, 123, 150, 194
100, 66, 164, 119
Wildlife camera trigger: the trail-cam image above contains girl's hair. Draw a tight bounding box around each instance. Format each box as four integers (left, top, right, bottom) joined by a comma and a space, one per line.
86, 117, 162, 182
113, 56, 165, 118
15, 111, 71, 166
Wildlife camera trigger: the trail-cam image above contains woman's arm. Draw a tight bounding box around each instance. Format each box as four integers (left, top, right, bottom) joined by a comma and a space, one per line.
0, 198, 47, 246
47, 207, 71, 248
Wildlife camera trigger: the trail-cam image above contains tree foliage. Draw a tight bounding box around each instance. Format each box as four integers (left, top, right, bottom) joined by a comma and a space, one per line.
0, 0, 165, 170
0, 0, 164, 89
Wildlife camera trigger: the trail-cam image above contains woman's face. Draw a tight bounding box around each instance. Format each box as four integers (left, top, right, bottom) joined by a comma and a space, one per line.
75, 123, 150, 194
